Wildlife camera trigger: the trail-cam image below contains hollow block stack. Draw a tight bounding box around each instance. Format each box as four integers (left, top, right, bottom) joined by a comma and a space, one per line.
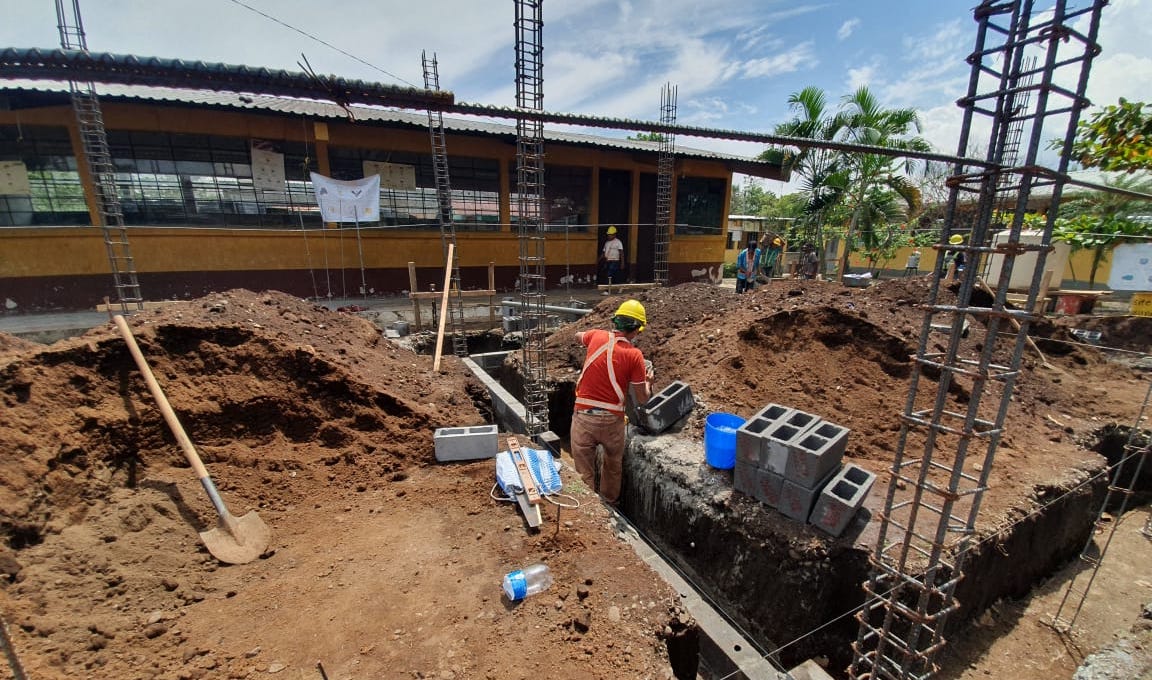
734, 403, 875, 537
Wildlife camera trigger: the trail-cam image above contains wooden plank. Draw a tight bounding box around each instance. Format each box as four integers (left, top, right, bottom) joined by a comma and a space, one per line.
432, 243, 454, 372
505, 436, 542, 506
95, 300, 178, 312
976, 278, 1052, 368
488, 262, 496, 329
408, 261, 422, 331
1035, 270, 1053, 316
597, 283, 659, 292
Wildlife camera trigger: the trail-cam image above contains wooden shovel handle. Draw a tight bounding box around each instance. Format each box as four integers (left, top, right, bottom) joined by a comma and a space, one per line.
113, 315, 212, 482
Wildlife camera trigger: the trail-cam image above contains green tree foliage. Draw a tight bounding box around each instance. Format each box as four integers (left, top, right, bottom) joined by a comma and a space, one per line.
1067, 99, 1152, 173
730, 180, 775, 215
627, 131, 666, 143
1054, 174, 1152, 288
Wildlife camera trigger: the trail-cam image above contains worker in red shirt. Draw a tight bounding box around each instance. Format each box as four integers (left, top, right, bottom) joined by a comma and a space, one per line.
570, 300, 652, 505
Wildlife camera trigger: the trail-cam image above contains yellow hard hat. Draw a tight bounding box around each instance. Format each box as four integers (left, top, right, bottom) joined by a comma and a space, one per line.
613, 299, 647, 332
949, 234, 964, 245
607, 225, 618, 235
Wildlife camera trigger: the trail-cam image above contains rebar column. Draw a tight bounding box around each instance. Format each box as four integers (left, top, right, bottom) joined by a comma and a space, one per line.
422, 51, 468, 358
513, 0, 549, 437
653, 83, 677, 285
850, 2, 1107, 678
55, 0, 143, 314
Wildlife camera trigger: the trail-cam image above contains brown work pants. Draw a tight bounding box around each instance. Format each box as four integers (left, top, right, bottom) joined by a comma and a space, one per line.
570, 410, 626, 504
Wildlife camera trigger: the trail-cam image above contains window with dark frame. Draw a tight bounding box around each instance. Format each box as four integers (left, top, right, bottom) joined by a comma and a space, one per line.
675, 176, 726, 235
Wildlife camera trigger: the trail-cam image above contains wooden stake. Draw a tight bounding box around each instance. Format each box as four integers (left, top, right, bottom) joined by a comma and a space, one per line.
407, 261, 421, 331
432, 243, 454, 372
976, 278, 1053, 368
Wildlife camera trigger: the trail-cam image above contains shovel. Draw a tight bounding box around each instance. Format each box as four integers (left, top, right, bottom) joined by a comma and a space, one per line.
113, 315, 271, 564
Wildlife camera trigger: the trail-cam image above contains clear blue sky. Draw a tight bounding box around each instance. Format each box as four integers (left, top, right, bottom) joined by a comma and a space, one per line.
3, 1, 1150, 189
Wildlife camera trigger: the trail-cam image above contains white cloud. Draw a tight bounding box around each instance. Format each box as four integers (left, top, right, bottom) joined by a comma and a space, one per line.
740, 43, 817, 79
846, 63, 878, 92
837, 19, 861, 41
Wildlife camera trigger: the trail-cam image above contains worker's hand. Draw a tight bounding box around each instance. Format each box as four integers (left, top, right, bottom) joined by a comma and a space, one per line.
644, 359, 654, 381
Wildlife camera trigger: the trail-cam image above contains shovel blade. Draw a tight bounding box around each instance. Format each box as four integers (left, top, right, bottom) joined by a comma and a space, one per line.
199, 511, 272, 565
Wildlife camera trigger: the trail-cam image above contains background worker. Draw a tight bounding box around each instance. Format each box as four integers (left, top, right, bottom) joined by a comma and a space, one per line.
904, 249, 922, 277
600, 226, 624, 292
760, 235, 784, 281
570, 300, 652, 505
735, 239, 761, 294
800, 243, 819, 280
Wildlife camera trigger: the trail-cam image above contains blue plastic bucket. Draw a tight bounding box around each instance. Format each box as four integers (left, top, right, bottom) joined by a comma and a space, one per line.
704, 412, 745, 469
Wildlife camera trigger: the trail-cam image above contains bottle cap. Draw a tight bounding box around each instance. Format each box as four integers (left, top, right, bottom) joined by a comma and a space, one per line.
503, 570, 527, 600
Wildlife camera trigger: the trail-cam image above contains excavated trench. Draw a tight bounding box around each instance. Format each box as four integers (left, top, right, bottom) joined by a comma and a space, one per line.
477, 357, 1140, 676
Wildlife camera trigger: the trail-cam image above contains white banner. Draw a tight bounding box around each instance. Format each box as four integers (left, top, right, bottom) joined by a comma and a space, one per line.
310, 172, 380, 222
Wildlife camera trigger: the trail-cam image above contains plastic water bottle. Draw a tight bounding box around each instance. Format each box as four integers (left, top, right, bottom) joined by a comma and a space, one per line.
502, 563, 553, 601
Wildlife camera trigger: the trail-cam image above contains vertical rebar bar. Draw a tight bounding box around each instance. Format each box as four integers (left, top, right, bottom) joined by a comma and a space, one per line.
513, 0, 549, 437
654, 83, 676, 286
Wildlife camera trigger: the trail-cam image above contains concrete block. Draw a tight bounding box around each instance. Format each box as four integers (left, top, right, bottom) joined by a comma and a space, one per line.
733, 460, 757, 495
636, 381, 695, 434
764, 420, 814, 475
785, 423, 847, 489
778, 468, 839, 522
809, 421, 850, 458
809, 463, 876, 537
752, 468, 784, 509
736, 416, 774, 467
433, 424, 499, 462
782, 408, 820, 432
753, 402, 793, 423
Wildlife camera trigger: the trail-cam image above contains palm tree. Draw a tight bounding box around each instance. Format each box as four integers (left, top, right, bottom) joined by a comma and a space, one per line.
760, 87, 847, 264
833, 87, 931, 280
763, 86, 930, 280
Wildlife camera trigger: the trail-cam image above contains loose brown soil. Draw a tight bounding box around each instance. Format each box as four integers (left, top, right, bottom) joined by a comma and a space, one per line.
1, 280, 1149, 679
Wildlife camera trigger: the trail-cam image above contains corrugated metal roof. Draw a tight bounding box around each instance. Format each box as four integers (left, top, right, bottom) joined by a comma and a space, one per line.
0, 80, 769, 167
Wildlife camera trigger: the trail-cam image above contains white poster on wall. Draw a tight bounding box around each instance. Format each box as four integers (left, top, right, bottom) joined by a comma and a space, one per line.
362, 160, 416, 190
251, 140, 286, 191
1108, 242, 1152, 291
310, 172, 380, 222
0, 160, 31, 195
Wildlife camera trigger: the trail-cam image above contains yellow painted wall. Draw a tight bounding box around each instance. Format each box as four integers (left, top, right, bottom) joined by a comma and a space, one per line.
0, 227, 604, 276
847, 244, 1117, 287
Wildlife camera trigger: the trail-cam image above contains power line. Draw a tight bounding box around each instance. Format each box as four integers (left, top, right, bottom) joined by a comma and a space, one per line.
225, 0, 420, 88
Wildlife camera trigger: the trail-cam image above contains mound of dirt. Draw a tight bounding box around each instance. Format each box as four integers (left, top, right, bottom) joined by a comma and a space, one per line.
0, 290, 685, 679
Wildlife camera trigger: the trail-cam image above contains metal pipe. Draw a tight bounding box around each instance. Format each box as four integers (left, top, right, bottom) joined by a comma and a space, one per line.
499, 299, 591, 316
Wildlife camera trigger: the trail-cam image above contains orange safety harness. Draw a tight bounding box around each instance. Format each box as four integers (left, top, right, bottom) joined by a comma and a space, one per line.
573, 332, 630, 413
